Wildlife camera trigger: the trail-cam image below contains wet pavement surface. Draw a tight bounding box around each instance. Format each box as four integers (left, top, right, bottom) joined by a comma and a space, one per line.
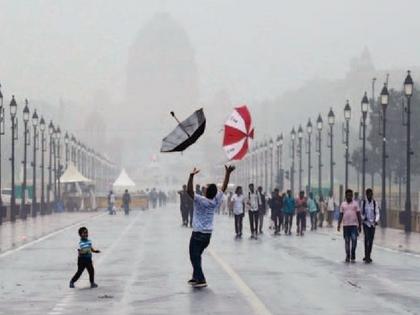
1, 205, 420, 315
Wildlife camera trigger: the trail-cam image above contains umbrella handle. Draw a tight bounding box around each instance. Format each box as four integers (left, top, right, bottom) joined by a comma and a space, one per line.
170, 111, 190, 137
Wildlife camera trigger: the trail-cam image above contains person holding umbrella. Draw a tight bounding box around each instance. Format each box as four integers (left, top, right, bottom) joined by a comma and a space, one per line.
187, 165, 235, 288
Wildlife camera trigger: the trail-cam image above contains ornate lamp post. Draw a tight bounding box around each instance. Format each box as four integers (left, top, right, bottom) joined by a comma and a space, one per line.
361, 92, 369, 198
21, 101, 30, 219
39, 117, 46, 215
0, 85, 4, 224
316, 114, 323, 197
56, 127, 62, 203
343, 100, 352, 191
380, 83, 389, 227
269, 138, 274, 191
64, 132, 69, 168
9, 96, 18, 222
31, 110, 39, 217
297, 125, 303, 192
327, 108, 335, 197
264, 140, 268, 190
276, 134, 284, 190
306, 119, 313, 193
290, 128, 296, 196
48, 121, 54, 212
403, 71, 414, 232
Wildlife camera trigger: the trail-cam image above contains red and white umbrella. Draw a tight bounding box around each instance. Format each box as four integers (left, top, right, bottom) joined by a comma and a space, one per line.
223, 105, 254, 160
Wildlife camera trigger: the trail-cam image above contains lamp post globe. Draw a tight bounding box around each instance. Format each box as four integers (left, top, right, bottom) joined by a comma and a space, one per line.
307, 119, 313, 135
328, 108, 335, 126
344, 100, 351, 121
404, 70, 413, 97
361, 92, 369, 115
23, 100, 30, 122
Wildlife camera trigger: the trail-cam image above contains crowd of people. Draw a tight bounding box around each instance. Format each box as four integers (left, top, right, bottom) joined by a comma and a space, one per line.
179, 179, 381, 267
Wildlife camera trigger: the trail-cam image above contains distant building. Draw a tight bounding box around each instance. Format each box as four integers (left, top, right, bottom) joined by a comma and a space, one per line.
125, 12, 199, 163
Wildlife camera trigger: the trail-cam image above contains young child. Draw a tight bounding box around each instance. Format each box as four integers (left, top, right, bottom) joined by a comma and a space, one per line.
69, 227, 100, 288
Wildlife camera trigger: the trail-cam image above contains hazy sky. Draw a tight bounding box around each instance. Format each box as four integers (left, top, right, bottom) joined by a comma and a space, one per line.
0, 0, 418, 106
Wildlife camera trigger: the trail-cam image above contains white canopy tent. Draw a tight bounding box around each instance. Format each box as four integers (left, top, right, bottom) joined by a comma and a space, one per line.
60, 163, 91, 183
113, 169, 136, 192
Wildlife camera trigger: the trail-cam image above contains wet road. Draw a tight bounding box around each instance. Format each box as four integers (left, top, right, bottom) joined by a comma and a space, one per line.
1, 206, 420, 315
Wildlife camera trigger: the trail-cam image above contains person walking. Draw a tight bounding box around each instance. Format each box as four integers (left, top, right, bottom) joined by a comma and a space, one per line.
178, 185, 190, 226
295, 191, 307, 236
107, 190, 116, 215
232, 186, 245, 238
122, 189, 131, 215
227, 191, 234, 217
69, 227, 100, 289
326, 192, 336, 227
270, 188, 283, 235
246, 183, 259, 239
257, 186, 266, 234
187, 165, 235, 288
318, 195, 328, 228
337, 189, 362, 263
283, 190, 295, 235
308, 192, 318, 231
361, 188, 380, 263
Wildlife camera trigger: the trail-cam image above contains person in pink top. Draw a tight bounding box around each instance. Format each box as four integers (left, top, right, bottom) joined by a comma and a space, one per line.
337, 189, 362, 263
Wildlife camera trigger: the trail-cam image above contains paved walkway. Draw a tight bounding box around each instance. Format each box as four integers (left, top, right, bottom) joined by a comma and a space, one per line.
1, 205, 420, 315
0, 211, 102, 254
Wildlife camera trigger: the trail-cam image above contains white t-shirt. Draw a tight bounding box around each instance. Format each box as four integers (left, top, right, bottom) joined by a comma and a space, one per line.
247, 192, 259, 212
232, 194, 245, 215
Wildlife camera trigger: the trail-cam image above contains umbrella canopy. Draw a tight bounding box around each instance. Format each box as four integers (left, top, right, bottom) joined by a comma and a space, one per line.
223, 105, 254, 160
113, 169, 136, 187
60, 163, 91, 183
161, 108, 206, 152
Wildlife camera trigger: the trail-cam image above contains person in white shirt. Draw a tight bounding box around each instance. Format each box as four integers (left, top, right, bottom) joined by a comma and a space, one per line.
361, 188, 380, 263
232, 186, 245, 238
246, 183, 259, 239
326, 191, 336, 227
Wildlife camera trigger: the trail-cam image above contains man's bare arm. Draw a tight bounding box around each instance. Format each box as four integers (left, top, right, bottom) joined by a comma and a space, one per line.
221, 165, 236, 193
187, 168, 200, 199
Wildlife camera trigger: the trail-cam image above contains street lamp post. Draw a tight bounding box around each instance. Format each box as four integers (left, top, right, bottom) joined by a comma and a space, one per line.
56, 127, 62, 203
22, 101, 30, 219
316, 115, 323, 197
31, 110, 38, 217
327, 108, 335, 196
361, 92, 369, 198
306, 119, 313, 193
10, 96, 17, 222
0, 86, 4, 224
291, 128, 296, 196
297, 125, 303, 192
380, 83, 389, 227
276, 134, 284, 190
403, 71, 413, 232
39, 117, 46, 215
48, 121, 54, 213
264, 140, 268, 191
269, 138, 274, 191
344, 100, 352, 191
64, 132, 69, 168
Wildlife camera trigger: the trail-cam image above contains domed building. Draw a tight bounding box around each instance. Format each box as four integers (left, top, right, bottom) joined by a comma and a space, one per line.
125, 12, 199, 160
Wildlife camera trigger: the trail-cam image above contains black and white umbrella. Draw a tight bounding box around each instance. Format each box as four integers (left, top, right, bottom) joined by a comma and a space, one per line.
160, 108, 206, 153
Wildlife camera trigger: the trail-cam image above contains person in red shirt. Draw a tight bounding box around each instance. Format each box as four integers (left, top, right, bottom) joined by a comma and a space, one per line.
337, 189, 362, 263
295, 191, 307, 236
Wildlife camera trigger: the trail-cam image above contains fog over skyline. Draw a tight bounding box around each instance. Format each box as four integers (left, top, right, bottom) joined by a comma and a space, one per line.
0, 0, 418, 106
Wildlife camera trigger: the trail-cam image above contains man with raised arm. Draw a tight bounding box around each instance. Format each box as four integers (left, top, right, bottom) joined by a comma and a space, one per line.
186, 165, 235, 288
